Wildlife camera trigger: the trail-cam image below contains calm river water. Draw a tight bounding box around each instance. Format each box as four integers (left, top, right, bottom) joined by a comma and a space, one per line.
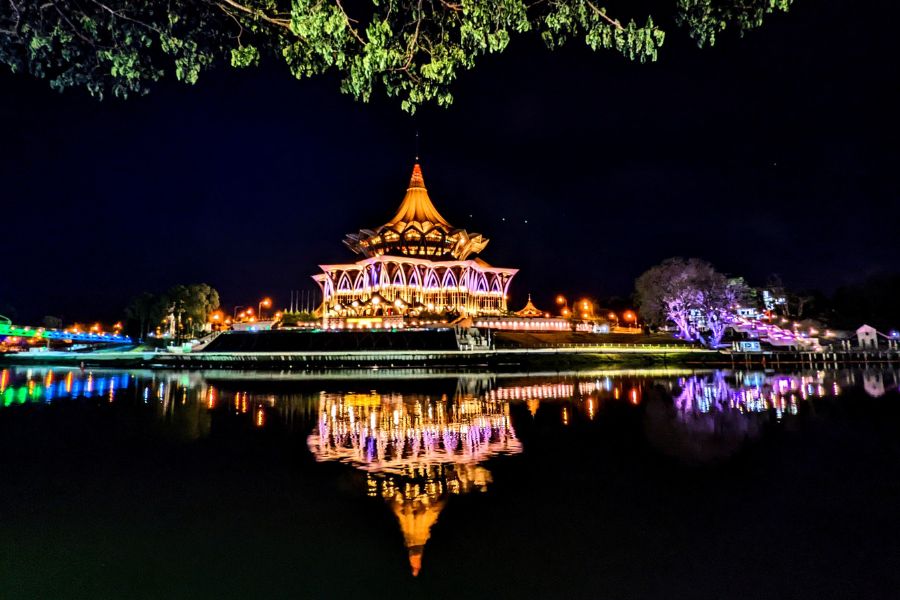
2, 366, 899, 599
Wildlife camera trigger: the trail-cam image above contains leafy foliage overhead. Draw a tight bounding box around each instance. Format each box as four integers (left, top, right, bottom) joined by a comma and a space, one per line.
1, 1, 792, 111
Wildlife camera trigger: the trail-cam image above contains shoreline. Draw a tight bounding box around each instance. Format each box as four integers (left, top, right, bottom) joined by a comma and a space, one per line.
2, 346, 897, 370
0, 346, 717, 370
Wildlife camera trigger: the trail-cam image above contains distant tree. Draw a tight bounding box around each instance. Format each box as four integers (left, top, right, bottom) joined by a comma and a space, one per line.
699, 275, 743, 347
832, 273, 900, 331
635, 257, 743, 347
125, 291, 167, 339
278, 310, 317, 327
164, 283, 220, 339
1, 0, 792, 112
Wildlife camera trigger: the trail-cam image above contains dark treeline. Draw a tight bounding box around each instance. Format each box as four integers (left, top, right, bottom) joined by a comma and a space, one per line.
124, 283, 220, 341
830, 274, 900, 331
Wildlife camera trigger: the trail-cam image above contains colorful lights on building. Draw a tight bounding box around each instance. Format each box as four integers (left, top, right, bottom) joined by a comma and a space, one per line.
307, 388, 522, 575
315, 164, 517, 322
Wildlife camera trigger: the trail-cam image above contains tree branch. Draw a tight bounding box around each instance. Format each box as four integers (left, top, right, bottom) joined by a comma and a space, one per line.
87, 0, 162, 34
585, 0, 623, 30
335, 0, 365, 44
214, 0, 292, 30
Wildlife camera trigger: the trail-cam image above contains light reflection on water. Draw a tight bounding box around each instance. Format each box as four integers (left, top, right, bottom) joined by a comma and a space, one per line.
308, 388, 522, 574
0, 366, 898, 575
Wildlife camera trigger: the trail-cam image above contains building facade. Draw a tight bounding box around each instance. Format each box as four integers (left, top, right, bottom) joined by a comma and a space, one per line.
314, 164, 517, 322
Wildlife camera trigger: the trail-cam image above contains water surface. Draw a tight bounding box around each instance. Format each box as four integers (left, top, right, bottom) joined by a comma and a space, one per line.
2, 367, 899, 598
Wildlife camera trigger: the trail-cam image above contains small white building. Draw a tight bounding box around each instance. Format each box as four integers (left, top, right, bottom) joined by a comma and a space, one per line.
856, 324, 879, 349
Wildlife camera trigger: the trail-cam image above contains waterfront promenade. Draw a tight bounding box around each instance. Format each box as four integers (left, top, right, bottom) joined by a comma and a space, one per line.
4, 344, 899, 370
0, 343, 715, 369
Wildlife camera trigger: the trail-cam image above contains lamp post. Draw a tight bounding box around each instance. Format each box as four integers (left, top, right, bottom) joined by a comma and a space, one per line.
233, 305, 248, 320
608, 312, 619, 328
579, 299, 594, 320
623, 310, 638, 330
259, 297, 272, 320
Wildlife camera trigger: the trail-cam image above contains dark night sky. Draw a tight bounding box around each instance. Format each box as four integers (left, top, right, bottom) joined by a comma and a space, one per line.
2, 0, 898, 323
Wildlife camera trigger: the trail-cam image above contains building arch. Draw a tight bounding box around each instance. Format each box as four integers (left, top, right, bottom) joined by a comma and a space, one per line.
441, 268, 457, 289
337, 272, 352, 292
353, 271, 367, 293
424, 269, 440, 290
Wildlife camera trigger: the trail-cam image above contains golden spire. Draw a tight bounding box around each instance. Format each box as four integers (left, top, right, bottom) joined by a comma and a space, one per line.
391, 498, 446, 577
343, 161, 490, 260
385, 163, 453, 231
515, 293, 544, 318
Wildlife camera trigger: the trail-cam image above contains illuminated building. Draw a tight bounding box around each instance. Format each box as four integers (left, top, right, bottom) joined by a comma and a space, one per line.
307, 387, 521, 575
514, 294, 545, 318
473, 294, 571, 331
314, 164, 517, 324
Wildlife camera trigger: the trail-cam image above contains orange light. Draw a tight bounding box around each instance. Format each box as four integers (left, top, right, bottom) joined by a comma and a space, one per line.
261, 298, 272, 308
556, 295, 565, 305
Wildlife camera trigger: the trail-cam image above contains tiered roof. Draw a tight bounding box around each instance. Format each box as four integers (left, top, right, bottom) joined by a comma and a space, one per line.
344, 163, 489, 260
515, 294, 545, 318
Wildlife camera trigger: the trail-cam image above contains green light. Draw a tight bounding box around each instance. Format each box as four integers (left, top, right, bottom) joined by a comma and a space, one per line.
3, 388, 13, 407
16, 387, 27, 403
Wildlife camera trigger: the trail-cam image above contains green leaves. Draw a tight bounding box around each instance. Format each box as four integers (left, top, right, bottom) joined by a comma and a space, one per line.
0, 0, 793, 112
231, 44, 260, 67
676, 0, 794, 47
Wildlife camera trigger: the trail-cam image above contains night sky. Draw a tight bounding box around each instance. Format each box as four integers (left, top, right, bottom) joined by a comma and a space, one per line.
2, 0, 898, 323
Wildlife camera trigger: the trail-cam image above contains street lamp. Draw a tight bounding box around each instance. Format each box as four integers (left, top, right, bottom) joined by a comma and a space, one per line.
579, 299, 594, 319
233, 305, 248, 320
259, 297, 272, 320
623, 310, 637, 329
556, 295, 569, 317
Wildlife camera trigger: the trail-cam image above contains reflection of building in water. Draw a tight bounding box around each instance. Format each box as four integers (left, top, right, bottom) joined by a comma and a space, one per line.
307, 388, 521, 575
646, 371, 850, 464
863, 371, 886, 398
367, 463, 492, 575
488, 378, 644, 423
672, 371, 852, 420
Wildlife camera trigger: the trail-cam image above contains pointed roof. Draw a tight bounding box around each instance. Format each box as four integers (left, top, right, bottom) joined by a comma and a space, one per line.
515, 294, 545, 318
385, 164, 453, 231
343, 162, 490, 260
